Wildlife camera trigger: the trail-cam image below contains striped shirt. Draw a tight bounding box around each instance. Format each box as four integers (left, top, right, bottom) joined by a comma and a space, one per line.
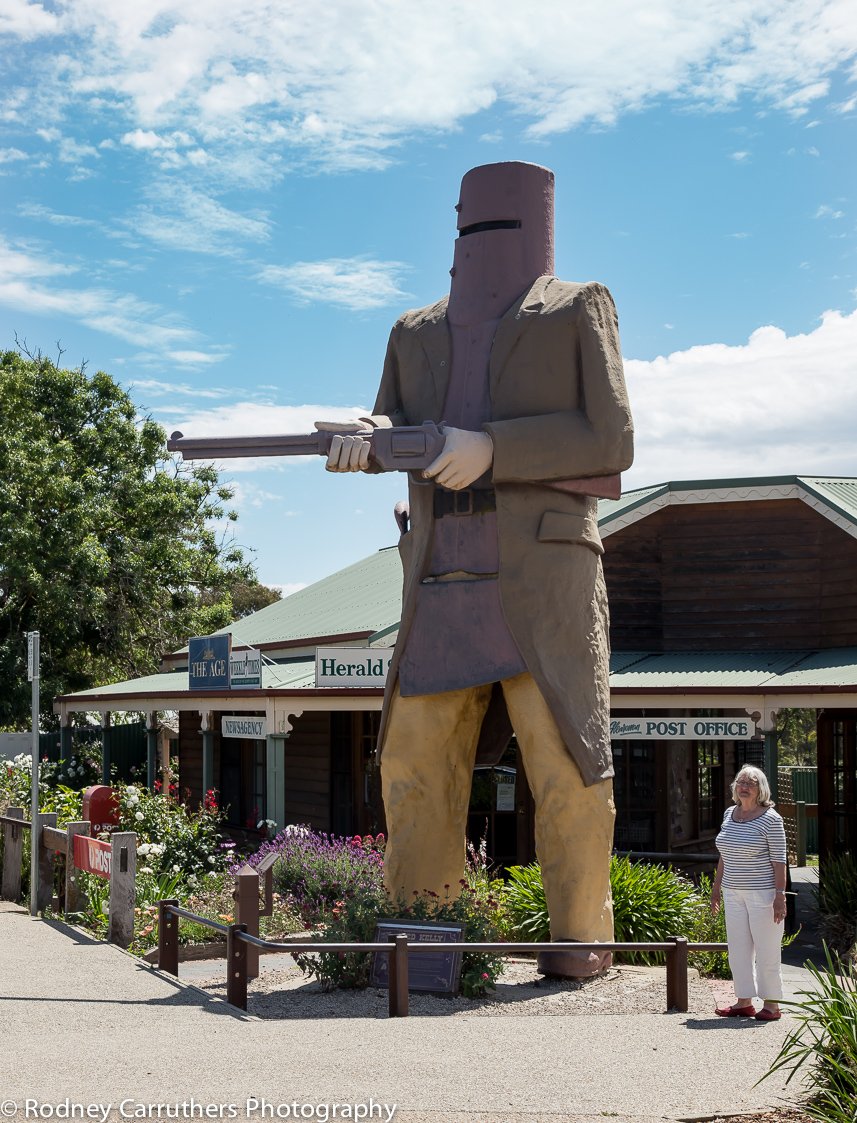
716, 807, 787, 889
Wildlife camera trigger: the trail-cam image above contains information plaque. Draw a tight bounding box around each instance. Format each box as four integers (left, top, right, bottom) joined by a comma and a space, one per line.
369, 919, 465, 995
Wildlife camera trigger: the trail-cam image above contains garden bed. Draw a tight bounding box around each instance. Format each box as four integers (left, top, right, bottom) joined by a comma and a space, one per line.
191, 959, 716, 1019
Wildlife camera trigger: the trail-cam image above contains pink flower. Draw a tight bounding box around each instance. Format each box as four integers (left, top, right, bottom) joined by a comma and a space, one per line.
482, 973, 489, 979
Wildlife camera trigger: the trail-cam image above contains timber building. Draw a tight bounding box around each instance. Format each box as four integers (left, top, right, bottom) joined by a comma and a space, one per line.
55, 474, 857, 866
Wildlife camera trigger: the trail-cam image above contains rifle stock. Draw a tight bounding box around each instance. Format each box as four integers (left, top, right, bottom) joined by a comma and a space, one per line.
167, 423, 621, 497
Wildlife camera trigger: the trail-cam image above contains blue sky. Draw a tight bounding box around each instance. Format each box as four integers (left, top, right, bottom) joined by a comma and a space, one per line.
1, 0, 856, 590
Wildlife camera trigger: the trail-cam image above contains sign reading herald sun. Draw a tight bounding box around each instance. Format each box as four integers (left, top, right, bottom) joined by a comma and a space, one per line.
188, 634, 231, 690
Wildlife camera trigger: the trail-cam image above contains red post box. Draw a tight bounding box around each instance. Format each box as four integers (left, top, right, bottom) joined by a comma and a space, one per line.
81, 785, 120, 834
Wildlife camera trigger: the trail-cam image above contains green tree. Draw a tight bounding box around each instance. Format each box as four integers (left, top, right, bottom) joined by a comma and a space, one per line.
0, 348, 256, 728
230, 582, 282, 620
777, 708, 817, 767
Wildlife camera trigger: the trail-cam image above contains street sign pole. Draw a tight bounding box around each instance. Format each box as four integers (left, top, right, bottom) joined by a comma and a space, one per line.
28, 631, 40, 916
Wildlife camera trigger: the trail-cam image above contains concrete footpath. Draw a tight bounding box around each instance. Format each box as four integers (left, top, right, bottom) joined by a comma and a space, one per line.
0, 902, 812, 1123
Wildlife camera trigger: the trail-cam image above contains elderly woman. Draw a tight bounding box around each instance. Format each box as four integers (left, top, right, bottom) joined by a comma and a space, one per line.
712, 765, 788, 1021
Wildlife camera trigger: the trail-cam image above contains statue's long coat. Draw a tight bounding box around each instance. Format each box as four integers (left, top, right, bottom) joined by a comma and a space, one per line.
371, 275, 634, 787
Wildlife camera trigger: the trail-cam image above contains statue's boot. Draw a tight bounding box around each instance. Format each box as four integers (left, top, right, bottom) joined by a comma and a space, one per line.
537, 940, 612, 978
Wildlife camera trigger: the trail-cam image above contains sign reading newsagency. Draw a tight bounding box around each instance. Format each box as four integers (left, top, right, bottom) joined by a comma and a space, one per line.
221, 716, 267, 739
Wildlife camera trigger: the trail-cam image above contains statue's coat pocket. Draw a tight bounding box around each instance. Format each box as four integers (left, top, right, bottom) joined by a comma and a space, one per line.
536, 510, 604, 555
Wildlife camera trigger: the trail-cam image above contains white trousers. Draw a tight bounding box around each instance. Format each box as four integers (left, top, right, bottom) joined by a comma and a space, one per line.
723, 887, 784, 1001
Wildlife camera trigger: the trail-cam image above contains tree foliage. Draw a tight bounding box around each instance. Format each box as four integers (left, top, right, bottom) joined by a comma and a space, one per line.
230, 582, 281, 620
778, 708, 818, 767
0, 348, 256, 728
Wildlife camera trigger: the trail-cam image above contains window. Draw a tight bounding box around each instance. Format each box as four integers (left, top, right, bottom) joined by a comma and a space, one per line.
697, 741, 723, 835
612, 741, 658, 851
467, 740, 518, 869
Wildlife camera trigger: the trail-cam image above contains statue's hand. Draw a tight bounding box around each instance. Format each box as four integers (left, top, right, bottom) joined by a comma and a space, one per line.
423, 427, 493, 490
315, 420, 374, 472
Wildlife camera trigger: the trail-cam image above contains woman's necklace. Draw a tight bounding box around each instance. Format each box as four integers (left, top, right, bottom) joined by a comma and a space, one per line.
733, 806, 762, 823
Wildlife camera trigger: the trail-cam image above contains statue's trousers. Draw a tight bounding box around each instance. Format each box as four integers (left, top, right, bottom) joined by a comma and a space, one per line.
381, 670, 615, 943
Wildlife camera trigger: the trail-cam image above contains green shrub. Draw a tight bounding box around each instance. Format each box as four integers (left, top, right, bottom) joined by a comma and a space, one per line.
295, 881, 508, 998
813, 854, 857, 919
764, 945, 857, 1123
505, 857, 700, 966
610, 856, 699, 962
686, 874, 730, 978
504, 862, 550, 942
811, 854, 857, 961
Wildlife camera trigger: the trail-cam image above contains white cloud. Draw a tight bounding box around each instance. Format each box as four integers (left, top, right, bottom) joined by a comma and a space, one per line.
815, 204, 845, 218
160, 401, 369, 471
258, 257, 411, 311
2, 1, 855, 171
0, 0, 57, 38
0, 147, 28, 163
19, 202, 102, 227
0, 235, 203, 350
130, 378, 232, 398
122, 185, 271, 254
624, 306, 857, 487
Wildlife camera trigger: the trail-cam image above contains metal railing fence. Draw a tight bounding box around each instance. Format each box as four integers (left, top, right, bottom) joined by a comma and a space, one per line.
157, 898, 727, 1017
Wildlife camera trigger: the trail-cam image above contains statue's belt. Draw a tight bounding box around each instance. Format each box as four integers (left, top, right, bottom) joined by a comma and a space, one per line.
433, 487, 496, 518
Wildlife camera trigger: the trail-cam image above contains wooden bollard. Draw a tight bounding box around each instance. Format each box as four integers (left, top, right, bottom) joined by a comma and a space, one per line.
36, 812, 57, 913
64, 821, 91, 915
234, 864, 261, 978
226, 922, 249, 1011
1, 808, 25, 902
158, 899, 179, 976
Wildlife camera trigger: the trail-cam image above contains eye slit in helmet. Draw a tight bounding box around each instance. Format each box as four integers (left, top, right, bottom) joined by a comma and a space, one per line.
458, 219, 522, 237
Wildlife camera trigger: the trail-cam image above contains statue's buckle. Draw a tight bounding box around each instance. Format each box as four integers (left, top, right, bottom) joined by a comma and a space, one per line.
454, 490, 473, 516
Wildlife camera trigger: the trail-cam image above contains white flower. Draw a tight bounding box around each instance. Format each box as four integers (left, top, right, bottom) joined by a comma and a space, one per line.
172, 864, 180, 873
140, 866, 153, 875
126, 786, 138, 795
135, 812, 144, 822
101, 900, 110, 916
207, 856, 216, 864
137, 843, 150, 855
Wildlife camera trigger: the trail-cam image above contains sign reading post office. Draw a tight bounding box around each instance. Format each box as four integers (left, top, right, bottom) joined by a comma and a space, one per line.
610, 717, 755, 740
315, 648, 393, 687
188, 634, 231, 690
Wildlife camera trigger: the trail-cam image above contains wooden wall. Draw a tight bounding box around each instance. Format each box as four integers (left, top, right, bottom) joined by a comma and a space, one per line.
177, 710, 216, 807
283, 711, 331, 832
603, 498, 857, 650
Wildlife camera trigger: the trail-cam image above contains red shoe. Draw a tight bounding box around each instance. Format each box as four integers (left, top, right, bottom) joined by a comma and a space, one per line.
755, 1008, 781, 1021
715, 1004, 756, 1017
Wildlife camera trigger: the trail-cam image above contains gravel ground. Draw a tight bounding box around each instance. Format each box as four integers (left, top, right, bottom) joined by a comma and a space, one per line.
1, 903, 807, 1120
193, 958, 716, 1019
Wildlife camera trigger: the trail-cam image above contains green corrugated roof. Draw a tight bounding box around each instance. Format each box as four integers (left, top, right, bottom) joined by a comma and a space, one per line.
609, 651, 815, 689
64, 659, 319, 698
60, 646, 857, 701
799, 478, 857, 526
174, 547, 403, 653
598, 484, 668, 527
599, 475, 857, 531
769, 647, 857, 688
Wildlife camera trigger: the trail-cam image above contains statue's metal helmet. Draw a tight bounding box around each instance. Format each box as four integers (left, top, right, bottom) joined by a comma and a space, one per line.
448, 161, 555, 325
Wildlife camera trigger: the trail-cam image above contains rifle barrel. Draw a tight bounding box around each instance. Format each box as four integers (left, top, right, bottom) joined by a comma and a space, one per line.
168, 432, 325, 459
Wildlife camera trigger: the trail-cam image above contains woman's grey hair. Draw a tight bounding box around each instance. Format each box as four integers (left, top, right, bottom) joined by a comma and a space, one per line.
731, 765, 775, 807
